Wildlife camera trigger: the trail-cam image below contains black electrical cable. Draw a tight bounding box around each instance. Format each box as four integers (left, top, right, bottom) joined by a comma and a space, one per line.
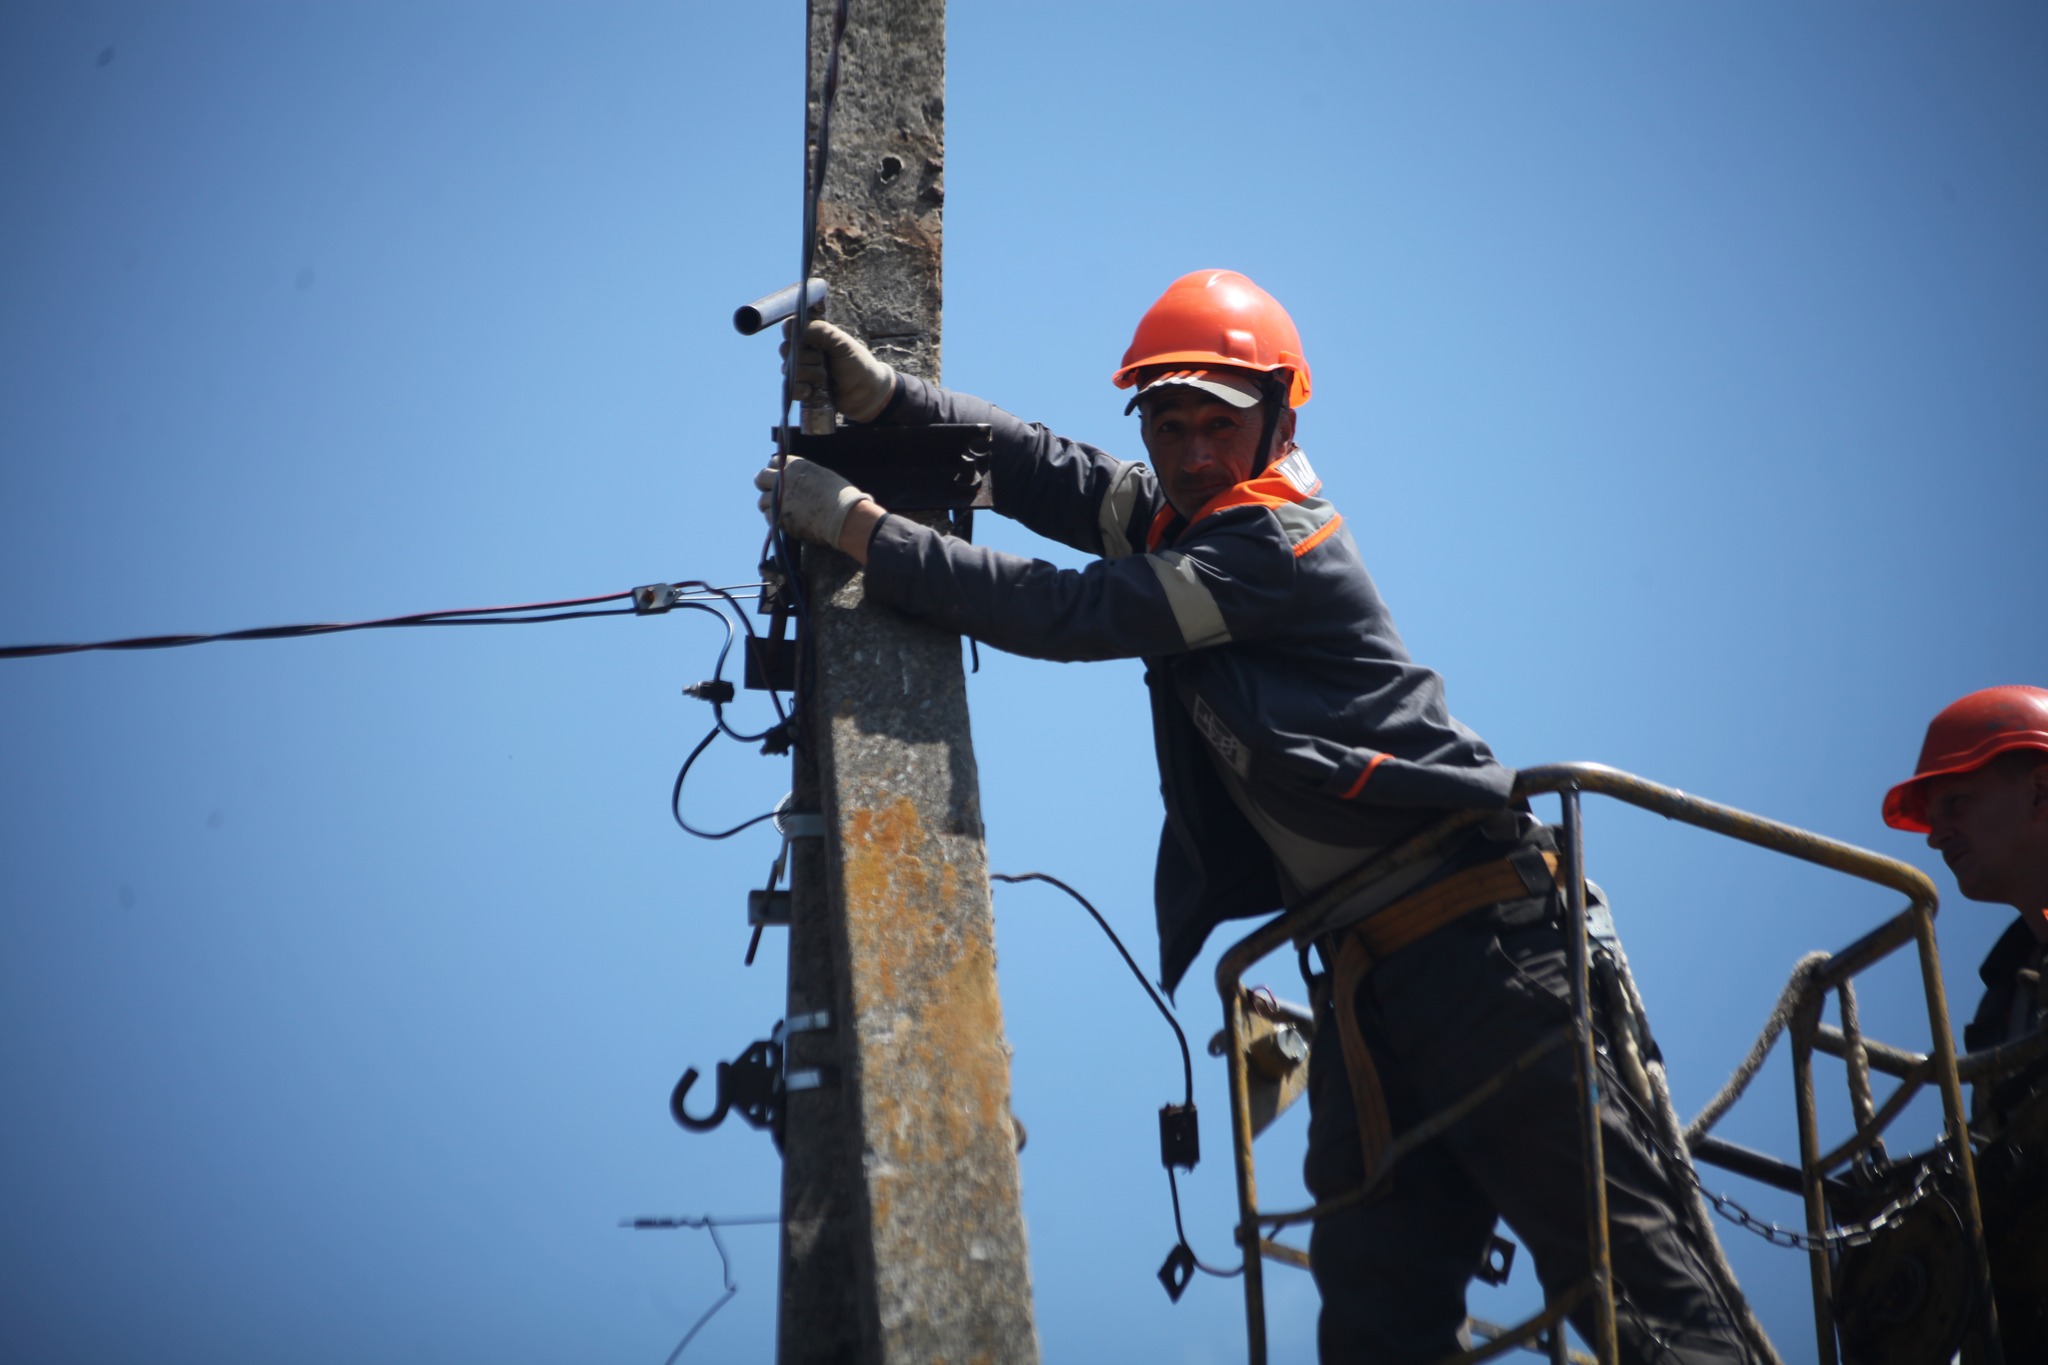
1167, 1165, 1244, 1281
991, 871, 1191, 1105
670, 727, 782, 841
619, 1214, 778, 1364
989, 871, 1243, 1282
670, 600, 784, 746
760, 0, 852, 714
0, 590, 642, 659
0, 583, 778, 663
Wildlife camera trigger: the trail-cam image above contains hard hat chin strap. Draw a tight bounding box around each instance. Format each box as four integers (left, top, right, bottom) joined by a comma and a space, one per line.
1251, 375, 1289, 477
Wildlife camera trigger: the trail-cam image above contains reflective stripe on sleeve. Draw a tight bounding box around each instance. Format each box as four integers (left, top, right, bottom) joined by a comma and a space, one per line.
1147, 551, 1232, 649
1097, 462, 1145, 559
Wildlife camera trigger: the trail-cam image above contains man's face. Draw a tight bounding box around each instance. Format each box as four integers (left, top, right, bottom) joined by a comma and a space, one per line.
1921, 759, 2048, 907
1138, 387, 1296, 519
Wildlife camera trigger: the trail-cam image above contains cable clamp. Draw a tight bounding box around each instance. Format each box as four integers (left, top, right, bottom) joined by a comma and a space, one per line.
632, 583, 683, 614
785, 1067, 838, 1093
776, 811, 826, 840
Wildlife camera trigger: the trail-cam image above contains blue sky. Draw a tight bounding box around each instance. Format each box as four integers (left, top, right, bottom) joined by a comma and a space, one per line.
2, 4, 2043, 1362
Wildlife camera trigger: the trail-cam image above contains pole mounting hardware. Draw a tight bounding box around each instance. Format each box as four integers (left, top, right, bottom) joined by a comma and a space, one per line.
771, 424, 995, 511
671, 1035, 784, 1135
670, 1017, 841, 1151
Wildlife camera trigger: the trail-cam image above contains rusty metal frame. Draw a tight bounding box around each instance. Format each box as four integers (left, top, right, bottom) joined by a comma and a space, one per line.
1213, 761, 2000, 1365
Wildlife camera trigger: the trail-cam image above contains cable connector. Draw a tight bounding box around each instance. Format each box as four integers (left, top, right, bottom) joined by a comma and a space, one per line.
684, 679, 736, 705
759, 720, 796, 756
1159, 1102, 1200, 1172
633, 583, 682, 615
1158, 1243, 1197, 1303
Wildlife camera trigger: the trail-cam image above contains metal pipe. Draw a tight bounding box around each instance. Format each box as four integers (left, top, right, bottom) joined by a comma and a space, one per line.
1253, 1029, 1570, 1231
1257, 1238, 1309, 1270
1221, 985, 1268, 1365
1810, 1024, 1926, 1079
1690, 1134, 1848, 1201
1911, 904, 2004, 1363
733, 278, 829, 335
1803, 915, 1919, 995
1791, 991, 1839, 1365
1958, 1027, 2048, 1089
1450, 1282, 1592, 1365
1549, 1315, 1572, 1365
1811, 1067, 1927, 1175
1559, 788, 1619, 1365
1514, 764, 1937, 905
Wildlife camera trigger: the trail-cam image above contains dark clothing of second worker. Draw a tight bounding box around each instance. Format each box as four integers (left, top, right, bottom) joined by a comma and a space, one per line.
1964, 918, 2048, 1127
1961, 920, 2048, 1364
860, 374, 1751, 1363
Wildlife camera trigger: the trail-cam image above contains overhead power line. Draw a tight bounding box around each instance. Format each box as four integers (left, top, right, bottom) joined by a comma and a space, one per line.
0, 582, 765, 660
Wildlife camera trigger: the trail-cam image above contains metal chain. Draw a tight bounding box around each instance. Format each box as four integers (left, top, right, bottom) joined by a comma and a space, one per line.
1602, 1047, 1951, 1253
1669, 1139, 1948, 1252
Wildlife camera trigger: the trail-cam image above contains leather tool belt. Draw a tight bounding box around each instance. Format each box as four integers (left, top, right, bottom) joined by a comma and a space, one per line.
1326, 848, 1564, 1191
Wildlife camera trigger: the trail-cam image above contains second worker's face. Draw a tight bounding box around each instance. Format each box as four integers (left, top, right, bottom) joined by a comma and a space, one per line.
1138, 389, 1295, 519
1921, 760, 2048, 907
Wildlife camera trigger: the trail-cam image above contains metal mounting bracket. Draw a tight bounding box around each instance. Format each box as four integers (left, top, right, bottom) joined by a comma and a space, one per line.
771, 424, 994, 510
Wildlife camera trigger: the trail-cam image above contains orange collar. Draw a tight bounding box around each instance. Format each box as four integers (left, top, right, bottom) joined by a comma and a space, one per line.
1145, 448, 1321, 552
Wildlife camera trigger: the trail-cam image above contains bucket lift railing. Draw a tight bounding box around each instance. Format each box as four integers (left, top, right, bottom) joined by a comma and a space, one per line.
1213, 761, 1999, 1365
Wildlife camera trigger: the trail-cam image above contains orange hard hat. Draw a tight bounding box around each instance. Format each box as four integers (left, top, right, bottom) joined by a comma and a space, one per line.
1112, 270, 1312, 409
1882, 685, 2048, 832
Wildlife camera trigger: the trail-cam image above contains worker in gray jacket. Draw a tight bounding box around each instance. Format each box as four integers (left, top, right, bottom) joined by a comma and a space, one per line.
758, 270, 1753, 1364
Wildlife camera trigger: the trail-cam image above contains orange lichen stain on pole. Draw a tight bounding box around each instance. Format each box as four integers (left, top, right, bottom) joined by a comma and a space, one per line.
839, 794, 1016, 1204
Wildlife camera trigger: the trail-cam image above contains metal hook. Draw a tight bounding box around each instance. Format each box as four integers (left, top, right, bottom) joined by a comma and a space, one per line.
670, 1038, 785, 1134
671, 1066, 731, 1132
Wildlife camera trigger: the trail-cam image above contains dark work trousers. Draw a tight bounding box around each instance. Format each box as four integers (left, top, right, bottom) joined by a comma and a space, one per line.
1303, 893, 1753, 1365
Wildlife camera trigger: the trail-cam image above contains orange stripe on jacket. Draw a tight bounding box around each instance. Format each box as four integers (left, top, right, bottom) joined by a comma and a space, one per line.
1291, 513, 1343, 558
1340, 752, 1390, 800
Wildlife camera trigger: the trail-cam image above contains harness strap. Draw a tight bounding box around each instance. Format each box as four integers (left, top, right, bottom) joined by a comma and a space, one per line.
1329, 850, 1563, 1185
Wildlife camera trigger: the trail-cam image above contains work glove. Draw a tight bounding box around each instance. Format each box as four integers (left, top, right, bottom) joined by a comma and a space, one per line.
782, 319, 897, 423
755, 457, 872, 548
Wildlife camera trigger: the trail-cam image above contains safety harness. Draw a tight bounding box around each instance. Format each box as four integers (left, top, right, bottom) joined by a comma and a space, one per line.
1323, 846, 1565, 1182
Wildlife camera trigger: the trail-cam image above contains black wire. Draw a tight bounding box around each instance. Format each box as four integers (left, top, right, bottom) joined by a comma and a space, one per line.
760, 0, 851, 713
619, 1214, 780, 1363
0, 594, 642, 659
0, 584, 775, 662
1167, 1165, 1244, 1280
991, 871, 1192, 1106
670, 727, 782, 841
675, 581, 791, 728
622, 1214, 780, 1229
662, 1218, 742, 1365
670, 599, 783, 746
989, 871, 1253, 1281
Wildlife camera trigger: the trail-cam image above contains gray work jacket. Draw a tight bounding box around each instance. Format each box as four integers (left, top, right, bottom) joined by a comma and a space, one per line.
861, 375, 1515, 994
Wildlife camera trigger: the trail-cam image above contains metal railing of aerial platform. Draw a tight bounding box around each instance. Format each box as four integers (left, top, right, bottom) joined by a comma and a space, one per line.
1212, 761, 2008, 1365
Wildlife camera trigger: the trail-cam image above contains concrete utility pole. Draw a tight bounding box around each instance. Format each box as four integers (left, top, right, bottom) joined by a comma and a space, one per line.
776, 2, 1040, 1362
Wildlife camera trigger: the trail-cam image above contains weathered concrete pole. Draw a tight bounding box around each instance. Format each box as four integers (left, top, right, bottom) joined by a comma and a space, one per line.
776, 2, 1040, 1361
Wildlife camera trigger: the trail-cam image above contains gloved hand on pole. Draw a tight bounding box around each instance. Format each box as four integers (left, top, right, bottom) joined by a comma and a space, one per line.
756, 457, 883, 562
782, 319, 897, 423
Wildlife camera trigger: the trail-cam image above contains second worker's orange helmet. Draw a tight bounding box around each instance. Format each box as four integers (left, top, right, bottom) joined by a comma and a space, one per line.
1112, 270, 1312, 409
1883, 685, 2048, 833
